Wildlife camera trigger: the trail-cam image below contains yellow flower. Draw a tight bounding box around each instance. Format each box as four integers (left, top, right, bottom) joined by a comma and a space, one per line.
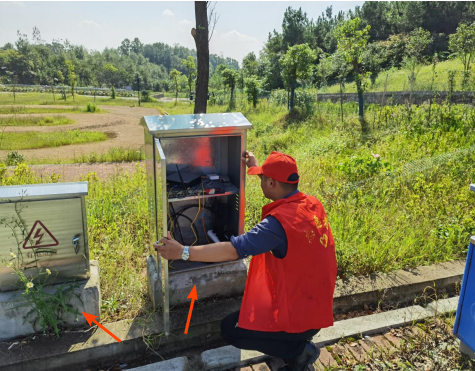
7, 262, 13, 268
10, 252, 17, 258
26, 282, 34, 289
46, 269, 51, 275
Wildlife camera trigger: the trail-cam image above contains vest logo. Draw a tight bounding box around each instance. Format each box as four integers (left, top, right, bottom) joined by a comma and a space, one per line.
23, 220, 59, 249
314, 215, 323, 229
305, 230, 316, 244
320, 233, 329, 248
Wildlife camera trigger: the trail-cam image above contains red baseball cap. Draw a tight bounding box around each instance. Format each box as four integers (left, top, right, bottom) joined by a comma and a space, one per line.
247, 151, 300, 184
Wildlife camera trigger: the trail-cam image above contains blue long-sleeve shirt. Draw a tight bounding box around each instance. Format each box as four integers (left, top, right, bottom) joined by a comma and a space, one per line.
230, 189, 300, 259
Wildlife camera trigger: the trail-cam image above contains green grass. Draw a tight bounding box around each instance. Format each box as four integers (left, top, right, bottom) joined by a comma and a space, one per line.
0, 115, 74, 126
0, 105, 97, 114
0, 92, 136, 107
0, 130, 108, 150
2, 96, 475, 322
4, 147, 145, 165
325, 59, 469, 93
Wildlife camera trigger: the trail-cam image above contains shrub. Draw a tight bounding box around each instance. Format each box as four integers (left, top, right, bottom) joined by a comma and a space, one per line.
85, 103, 99, 113
111, 86, 116, 99
5, 151, 25, 166
141, 90, 154, 103
337, 154, 392, 182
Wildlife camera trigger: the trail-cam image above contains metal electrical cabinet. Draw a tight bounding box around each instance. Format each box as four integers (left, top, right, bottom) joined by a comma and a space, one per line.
453, 184, 475, 354
0, 183, 90, 291
142, 113, 252, 334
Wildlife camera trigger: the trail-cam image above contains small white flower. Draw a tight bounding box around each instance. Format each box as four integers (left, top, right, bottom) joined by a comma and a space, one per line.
7, 262, 13, 268
26, 282, 34, 289
371, 152, 381, 159
10, 252, 16, 258
46, 269, 51, 275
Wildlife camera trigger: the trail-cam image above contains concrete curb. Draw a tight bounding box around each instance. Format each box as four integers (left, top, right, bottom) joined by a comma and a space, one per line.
0, 261, 464, 371
128, 357, 189, 371
199, 296, 460, 371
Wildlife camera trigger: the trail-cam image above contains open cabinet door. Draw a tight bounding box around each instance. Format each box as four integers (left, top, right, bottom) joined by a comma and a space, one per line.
154, 138, 170, 335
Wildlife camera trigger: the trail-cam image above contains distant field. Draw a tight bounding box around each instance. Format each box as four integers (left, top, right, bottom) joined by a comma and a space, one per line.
0, 115, 74, 126
0, 105, 94, 114
0, 93, 138, 107
0, 130, 108, 150
325, 59, 469, 94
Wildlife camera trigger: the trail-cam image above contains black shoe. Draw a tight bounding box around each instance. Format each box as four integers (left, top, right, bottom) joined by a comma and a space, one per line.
288, 341, 320, 371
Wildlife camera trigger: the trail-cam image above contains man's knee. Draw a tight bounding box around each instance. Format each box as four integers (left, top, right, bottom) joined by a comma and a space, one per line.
221, 311, 240, 342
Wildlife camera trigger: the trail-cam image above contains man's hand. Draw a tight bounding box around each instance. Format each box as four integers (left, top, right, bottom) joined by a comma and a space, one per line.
242, 150, 258, 168
153, 232, 184, 260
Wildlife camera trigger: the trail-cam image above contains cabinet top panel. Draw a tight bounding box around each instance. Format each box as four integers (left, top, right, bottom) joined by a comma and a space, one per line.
143, 112, 253, 137
0, 182, 88, 202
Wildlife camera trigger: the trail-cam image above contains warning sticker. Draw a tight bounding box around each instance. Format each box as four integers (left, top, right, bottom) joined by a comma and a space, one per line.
22, 220, 59, 249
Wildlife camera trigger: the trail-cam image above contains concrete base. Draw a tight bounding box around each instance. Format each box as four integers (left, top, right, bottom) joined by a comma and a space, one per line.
460, 341, 475, 360
147, 255, 247, 309
0, 260, 101, 341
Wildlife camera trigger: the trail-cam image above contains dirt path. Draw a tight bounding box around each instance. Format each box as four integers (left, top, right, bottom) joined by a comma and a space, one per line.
0, 105, 161, 161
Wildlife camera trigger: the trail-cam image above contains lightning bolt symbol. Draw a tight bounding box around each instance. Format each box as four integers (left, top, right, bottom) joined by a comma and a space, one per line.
34, 228, 45, 246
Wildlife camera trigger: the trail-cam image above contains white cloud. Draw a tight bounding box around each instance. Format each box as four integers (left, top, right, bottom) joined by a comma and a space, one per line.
219, 30, 259, 44
78, 20, 102, 28
162, 9, 175, 17
179, 19, 193, 26
210, 30, 262, 62
0, 1, 26, 7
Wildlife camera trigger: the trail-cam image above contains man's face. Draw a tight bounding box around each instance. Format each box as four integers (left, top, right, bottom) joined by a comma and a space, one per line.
259, 174, 272, 199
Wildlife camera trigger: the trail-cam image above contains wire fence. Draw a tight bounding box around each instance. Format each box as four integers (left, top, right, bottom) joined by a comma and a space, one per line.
0, 84, 136, 97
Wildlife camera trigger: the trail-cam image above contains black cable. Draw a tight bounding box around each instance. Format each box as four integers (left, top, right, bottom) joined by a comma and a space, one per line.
169, 202, 185, 244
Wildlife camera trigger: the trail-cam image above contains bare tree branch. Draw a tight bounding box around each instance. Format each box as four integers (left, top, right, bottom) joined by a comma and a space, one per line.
207, 1, 219, 42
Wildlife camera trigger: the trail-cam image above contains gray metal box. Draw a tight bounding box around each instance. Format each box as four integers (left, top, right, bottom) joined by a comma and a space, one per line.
142, 112, 252, 334
0, 182, 90, 291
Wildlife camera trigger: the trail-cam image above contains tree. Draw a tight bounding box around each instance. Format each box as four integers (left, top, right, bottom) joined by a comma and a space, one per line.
403, 28, 432, 103
170, 69, 182, 103
103, 63, 118, 87
280, 43, 317, 110
191, 1, 209, 113
282, 7, 314, 50
245, 76, 260, 108
182, 56, 197, 98
65, 60, 76, 101
335, 17, 371, 131
242, 52, 259, 77
449, 22, 475, 88
119, 38, 131, 56
221, 67, 239, 107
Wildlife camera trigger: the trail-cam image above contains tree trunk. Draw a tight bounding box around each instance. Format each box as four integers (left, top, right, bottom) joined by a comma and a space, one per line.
192, 1, 209, 114
290, 80, 296, 110
353, 61, 366, 132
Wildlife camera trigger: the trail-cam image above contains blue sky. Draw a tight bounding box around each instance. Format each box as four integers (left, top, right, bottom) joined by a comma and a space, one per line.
0, 1, 363, 63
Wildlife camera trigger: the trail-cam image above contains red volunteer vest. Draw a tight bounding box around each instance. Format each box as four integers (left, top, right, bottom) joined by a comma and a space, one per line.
238, 192, 337, 333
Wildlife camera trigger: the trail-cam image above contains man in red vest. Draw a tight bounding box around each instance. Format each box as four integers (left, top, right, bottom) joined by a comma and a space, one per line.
155, 151, 337, 371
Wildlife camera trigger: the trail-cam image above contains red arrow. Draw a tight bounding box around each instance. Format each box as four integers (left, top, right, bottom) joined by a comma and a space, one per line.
82, 312, 121, 343
184, 285, 198, 334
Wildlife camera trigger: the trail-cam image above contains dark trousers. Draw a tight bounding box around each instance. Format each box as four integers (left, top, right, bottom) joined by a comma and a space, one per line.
220, 311, 320, 359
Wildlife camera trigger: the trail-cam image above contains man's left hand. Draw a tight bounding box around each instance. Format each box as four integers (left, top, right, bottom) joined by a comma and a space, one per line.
153, 232, 184, 260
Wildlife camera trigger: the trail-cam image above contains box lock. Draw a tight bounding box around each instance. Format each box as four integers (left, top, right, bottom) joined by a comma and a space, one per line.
72, 236, 80, 254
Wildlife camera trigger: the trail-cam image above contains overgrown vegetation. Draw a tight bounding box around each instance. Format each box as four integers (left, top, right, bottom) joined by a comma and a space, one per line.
323, 315, 475, 370
0, 130, 108, 150
2, 95, 475, 323
0, 115, 74, 126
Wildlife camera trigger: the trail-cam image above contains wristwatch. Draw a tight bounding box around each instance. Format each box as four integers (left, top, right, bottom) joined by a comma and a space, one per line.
182, 245, 190, 261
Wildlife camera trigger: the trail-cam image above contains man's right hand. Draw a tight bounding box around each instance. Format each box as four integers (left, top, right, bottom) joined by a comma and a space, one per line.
242, 151, 258, 168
